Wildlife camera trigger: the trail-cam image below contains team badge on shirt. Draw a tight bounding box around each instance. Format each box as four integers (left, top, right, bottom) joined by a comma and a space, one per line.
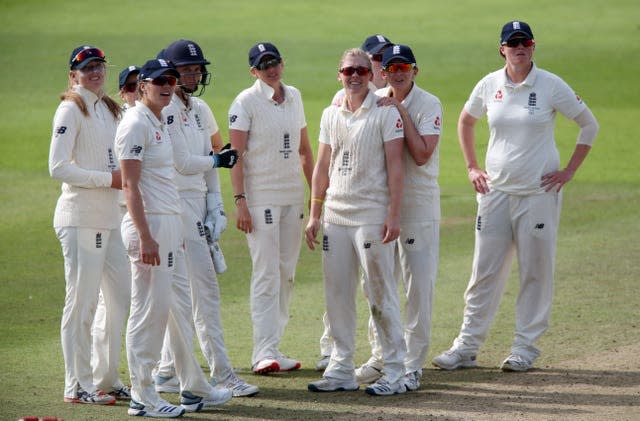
494, 90, 504, 101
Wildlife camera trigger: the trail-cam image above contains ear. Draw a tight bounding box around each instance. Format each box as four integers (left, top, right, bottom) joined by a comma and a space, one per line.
250, 68, 258, 78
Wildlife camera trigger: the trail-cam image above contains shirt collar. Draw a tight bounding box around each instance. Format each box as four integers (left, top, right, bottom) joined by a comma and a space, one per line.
135, 100, 164, 128
340, 89, 376, 114
74, 85, 103, 104
254, 78, 287, 103
502, 62, 538, 88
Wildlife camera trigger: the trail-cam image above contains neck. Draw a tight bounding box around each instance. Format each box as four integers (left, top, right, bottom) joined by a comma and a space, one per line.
345, 90, 367, 112
271, 83, 284, 104
506, 62, 532, 84
390, 82, 413, 102
142, 99, 163, 120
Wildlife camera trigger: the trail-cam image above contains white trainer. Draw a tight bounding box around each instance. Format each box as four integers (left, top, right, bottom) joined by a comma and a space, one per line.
403, 371, 421, 391
308, 377, 359, 392
276, 355, 301, 372
501, 354, 533, 372
154, 374, 180, 393
432, 348, 478, 370
180, 388, 233, 412
218, 372, 259, 397
315, 355, 330, 371
365, 376, 407, 396
355, 363, 383, 384
128, 399, 185, 418
252, 358, 280, 374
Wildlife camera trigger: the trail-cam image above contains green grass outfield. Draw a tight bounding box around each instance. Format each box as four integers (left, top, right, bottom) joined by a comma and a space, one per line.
0, 0, 638, 419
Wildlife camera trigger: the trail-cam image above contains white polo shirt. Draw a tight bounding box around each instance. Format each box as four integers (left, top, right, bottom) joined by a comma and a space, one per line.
164, 95, 218, 196
377, 84, 442, 222
319, 90, 404, 226
115, 101, 181, 215
229, 78, 307, 207
465, 63, 586, 195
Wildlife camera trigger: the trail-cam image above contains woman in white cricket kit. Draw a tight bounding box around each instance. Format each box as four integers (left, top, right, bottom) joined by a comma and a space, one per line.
305, 48, 406, 396
432, 20, 599, 372
151, 39, 257, 398
116, 59, 232, 418
229, 42, 314, 374
352, 44, 443, 391
49, 45, 130, 405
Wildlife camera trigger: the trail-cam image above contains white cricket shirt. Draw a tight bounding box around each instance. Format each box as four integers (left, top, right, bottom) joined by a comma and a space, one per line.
465, 63, 587, 195
115, 101, 181, 215
377, 84, 442, 222
319, 90, 404, 226
229, 79, 307, 207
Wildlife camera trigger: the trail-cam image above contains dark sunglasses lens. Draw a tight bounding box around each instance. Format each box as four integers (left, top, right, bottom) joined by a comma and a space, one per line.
151, 76, 177, 86
506, 38, 533, 47
257, 58, 280, 70
340, 66, 369, 76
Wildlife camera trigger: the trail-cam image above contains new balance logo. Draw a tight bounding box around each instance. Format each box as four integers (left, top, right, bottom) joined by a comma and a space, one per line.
130, 145, 142, 155
406, 238, 415, 245
363, 242, 371, 249
96, 233, 102, 248
535, 223, 545, 229
55, 126, 67, 136
323, 235, 329, 251
264, 209, 273, 224
196, 221, 205, 237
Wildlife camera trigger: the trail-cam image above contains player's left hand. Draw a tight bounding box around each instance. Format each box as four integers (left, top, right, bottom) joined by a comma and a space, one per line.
205, 208, 227, 241
304, 218, 321, 250
381, 215, 400, 243
541, 168, 575, 192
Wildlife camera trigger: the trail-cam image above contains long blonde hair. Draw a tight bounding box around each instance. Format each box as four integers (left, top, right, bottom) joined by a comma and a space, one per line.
60, 72, 122, 120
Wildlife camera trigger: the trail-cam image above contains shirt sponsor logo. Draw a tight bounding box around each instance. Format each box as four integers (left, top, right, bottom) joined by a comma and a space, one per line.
166, 115, 174, 125
280, 133, 292, 159
55, 126, 67, 137
526, 92, 540, 115
339, 151, 352, 176
229, 115, 238, 124
130, 145, 143, 155
494, 90, 503, 101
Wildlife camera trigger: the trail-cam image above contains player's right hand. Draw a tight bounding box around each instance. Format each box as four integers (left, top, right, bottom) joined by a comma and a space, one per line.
214, 143, 238, 168
468, 167, 491, 194
305, 218, 321, 250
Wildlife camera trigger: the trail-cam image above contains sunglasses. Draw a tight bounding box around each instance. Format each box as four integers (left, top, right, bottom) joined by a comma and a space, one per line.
339, 66, 370, 76
255, 58, 282, 71
123, 82, 138, 93
144, 75, 178, 87
383, 63, 415, 73
71, 48, 105, 68
503, 38, 535, 48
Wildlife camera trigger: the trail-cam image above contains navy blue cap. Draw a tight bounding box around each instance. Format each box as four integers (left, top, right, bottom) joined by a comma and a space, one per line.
500, 21, 534, 44
118, 65, 140, 89
248, 42, 281, 67
69, 45, 106, 69
361, 35, 393, 55
382, 44, 417, 67
162, 39, 210, 66
139, 59, 180, 81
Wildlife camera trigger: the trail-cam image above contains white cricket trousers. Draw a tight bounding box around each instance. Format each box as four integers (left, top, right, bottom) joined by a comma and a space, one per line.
56, 226, 130, 399
322, 222, 406, 384
122, 214, 216, 408
246, 204, 303, 365
156, 196, 233, 382
452, 189, 561, 362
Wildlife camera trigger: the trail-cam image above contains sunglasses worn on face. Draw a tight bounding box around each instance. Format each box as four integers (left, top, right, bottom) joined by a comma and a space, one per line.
384, 63, 414, 73
255, 58, 282, 71
123, 82, 138, 93
78, 63, 105, 74
503, 38, 535, 48
339, 66, 370, 76
144, 75, 178, 87
71, 48, 105, 68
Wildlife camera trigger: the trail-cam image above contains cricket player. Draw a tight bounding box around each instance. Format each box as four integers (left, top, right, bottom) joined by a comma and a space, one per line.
229, 42, 314, 374
305, 48, 406, 396
432, 20, 599, 372
150, 39, 257, 398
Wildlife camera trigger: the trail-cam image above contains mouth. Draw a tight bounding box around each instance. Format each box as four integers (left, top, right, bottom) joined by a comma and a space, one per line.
160, 92, 171, 97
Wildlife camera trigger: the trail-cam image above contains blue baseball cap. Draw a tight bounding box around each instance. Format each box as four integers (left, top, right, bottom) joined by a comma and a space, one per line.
361, 35, 393, 55
248, 42, 281, 67
69, 45, 106, 70
139, 59, 180, 80
382, 44, 417, 67
500, 21, 534, 44
118, 65, 140, 89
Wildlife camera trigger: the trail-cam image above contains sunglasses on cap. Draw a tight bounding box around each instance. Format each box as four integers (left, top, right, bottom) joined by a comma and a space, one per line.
143, 75, 178, 87
339, 66, 370, 76
255, 57, 282, 71
502, 38, 535, 48
71, 48, 105, 68
383, 63, 415, 73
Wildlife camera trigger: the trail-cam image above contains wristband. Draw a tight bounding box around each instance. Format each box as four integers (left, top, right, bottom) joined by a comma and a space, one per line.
234, 193, 246, 204
311, 197, 324, 204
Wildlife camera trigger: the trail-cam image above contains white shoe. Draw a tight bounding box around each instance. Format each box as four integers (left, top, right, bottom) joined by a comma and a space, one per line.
308, 377, 359, 392
180, 388, 233, 412
276, 355, 301, 372
403, 371, 421, 391
252, 358, 280, 374
432, 348, 478, 370
501, 354, 533, 372
64, 388, 116, 405
218, 372, 259, 397
355, 363, 383, 384
128, 399, 185, 418
154, 374, 180, 393
315, 355, 330, 371
365, 376, 407, 396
